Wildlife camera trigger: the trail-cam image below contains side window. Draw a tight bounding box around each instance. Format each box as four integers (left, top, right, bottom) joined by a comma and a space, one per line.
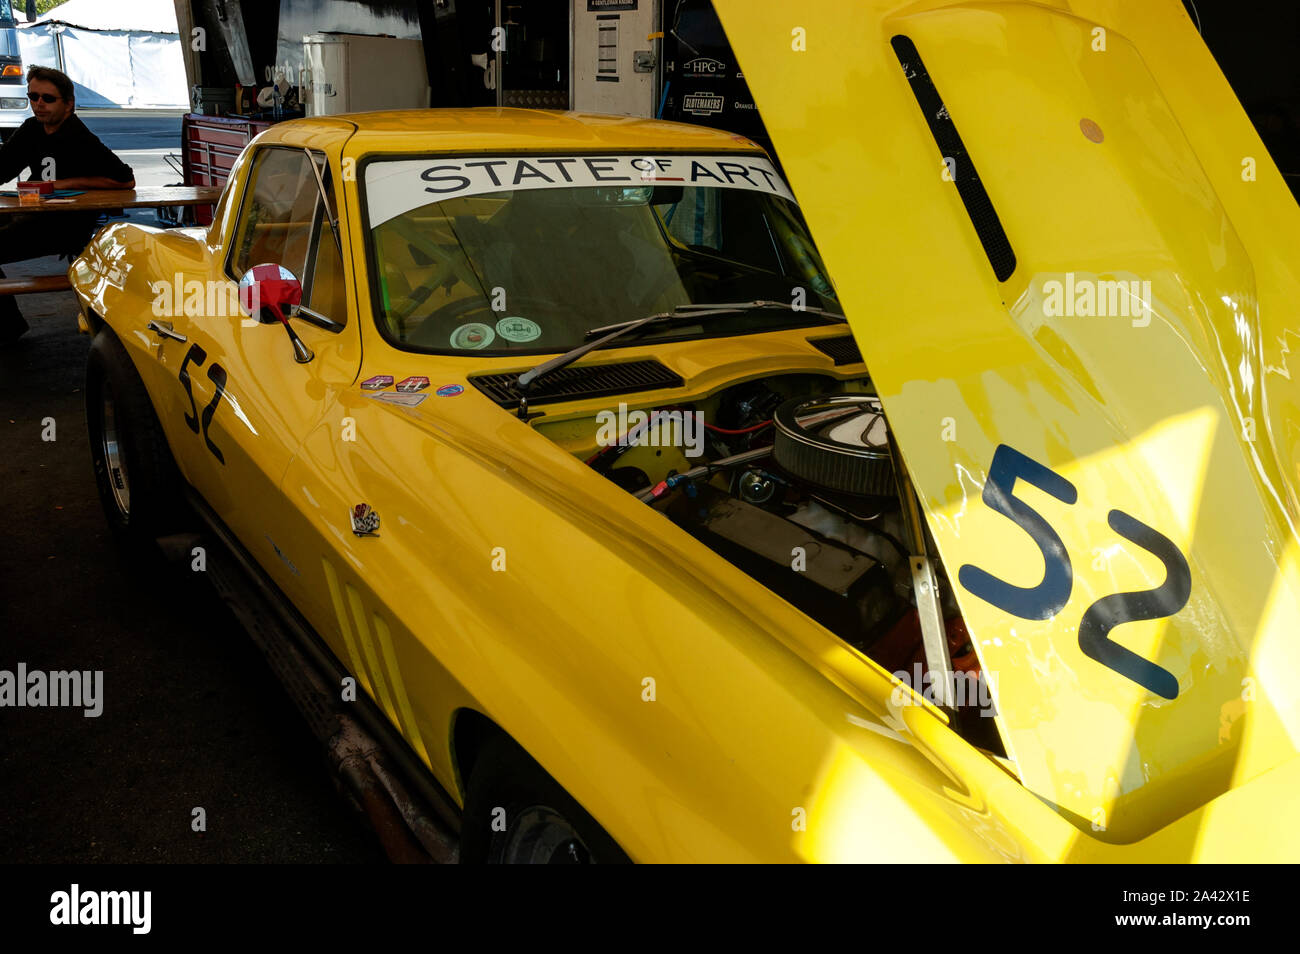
302, 152, 346, 322
230, 148, 347, 327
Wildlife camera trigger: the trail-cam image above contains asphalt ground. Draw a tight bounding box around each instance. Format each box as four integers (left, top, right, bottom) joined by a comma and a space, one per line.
0, 115, 382, 862
83, 113, 189, 191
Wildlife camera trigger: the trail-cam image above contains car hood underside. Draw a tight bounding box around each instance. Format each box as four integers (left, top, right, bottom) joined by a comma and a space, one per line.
714, 0, 1300, 842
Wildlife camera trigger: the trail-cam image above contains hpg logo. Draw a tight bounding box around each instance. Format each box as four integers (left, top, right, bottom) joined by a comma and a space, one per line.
683, 56, 725, 76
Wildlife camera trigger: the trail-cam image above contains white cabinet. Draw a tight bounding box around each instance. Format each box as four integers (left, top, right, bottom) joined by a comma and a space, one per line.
302, 33, 429, 117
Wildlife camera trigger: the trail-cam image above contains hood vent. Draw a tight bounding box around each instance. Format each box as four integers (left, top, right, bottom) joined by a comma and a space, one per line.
470, 359, 684, 407
891, 34, 1017, 282
808, 334, 864, 366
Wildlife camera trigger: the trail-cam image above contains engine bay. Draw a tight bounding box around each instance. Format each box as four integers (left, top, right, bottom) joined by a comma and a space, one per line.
542, 372, 1002, 751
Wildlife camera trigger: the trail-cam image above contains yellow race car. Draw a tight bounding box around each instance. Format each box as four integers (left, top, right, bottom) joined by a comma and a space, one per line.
69, 0, 1300, 862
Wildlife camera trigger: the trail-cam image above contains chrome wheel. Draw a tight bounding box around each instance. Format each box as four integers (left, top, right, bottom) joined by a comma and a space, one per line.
100, 383, 131, 517
502, 806, 593, 864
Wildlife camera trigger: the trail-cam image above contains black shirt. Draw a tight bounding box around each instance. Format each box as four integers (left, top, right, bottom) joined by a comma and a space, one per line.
0, 114, 134, 185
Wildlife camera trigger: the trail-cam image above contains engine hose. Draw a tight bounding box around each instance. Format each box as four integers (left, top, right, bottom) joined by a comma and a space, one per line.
637, 446, 773, 503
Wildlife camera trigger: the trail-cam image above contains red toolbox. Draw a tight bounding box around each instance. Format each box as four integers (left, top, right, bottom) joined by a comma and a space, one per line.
182, 113, 274, 225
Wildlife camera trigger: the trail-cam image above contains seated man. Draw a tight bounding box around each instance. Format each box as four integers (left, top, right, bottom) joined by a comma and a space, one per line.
0, 65, 135, 344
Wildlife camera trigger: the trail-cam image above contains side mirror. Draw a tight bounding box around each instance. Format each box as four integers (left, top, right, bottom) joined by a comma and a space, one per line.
238, 264, 313, 364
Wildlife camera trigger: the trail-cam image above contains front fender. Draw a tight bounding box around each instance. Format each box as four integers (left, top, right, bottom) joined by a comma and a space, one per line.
279, 387, 1064, 862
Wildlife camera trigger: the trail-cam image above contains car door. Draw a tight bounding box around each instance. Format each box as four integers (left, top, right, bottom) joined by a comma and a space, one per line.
159, 144, 361, 602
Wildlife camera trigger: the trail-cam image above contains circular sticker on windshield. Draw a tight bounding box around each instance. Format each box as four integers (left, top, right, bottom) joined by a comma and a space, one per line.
496, 316, 541, 343
449, 322, 495, 350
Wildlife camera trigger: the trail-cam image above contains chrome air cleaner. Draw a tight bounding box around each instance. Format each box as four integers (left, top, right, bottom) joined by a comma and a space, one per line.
772, 395, 894, 497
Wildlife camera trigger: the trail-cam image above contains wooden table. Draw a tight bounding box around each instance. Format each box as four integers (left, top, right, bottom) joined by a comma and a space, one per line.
0, 185, 223, 216
0, 186, 224, 297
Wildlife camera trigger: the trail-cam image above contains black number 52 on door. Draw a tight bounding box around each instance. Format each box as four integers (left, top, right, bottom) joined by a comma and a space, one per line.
177, 342, 228, 465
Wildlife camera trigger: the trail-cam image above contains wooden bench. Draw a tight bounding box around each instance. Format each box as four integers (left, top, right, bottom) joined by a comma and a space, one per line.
0, 274, 73, 296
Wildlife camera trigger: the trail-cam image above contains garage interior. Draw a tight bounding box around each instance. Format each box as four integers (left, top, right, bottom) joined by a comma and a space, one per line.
1, 0, 1297, 864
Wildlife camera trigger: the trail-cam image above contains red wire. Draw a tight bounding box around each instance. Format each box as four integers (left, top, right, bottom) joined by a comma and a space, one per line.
703, 420, 772, 435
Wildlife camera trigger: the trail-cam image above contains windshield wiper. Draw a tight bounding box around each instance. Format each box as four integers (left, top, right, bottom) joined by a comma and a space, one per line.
513, 300, 845, 419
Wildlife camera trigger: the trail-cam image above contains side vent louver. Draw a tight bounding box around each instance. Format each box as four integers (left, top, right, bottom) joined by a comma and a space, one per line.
808, 335, 864, 366
470, 359, 684, 407
890, 34, 1017, 282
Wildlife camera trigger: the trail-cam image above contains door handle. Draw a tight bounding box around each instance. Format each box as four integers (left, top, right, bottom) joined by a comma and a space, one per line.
147, 320, 187, 343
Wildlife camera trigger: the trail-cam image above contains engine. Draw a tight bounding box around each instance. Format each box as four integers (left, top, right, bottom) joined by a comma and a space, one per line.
580, 376, 994, 743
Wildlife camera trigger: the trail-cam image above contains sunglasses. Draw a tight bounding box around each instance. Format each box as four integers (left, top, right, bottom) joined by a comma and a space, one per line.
27, 92, 62, 104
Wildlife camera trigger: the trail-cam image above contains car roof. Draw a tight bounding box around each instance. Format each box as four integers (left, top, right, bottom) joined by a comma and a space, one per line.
258, 107, 766, 155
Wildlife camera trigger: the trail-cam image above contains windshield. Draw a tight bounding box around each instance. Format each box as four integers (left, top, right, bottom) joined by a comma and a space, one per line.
364, 153, 838, 354
0, 0, 12, 27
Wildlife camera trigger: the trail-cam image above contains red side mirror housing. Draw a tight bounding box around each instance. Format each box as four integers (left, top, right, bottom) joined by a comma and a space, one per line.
238, 263, 302, 323
238, 264, 313, 363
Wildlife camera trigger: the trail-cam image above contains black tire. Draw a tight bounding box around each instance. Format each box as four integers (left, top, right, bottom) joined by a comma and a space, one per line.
460, 735, 631, 864
85, 328, 189, 550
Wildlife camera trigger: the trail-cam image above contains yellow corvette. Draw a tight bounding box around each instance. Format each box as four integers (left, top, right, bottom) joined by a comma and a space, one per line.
69, 0, 1299, 863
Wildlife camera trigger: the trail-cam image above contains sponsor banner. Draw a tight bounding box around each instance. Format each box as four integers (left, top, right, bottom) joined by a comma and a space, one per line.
365, 153, 793, 227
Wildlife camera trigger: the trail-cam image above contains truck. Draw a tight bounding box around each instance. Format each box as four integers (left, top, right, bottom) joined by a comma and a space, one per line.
0, 0, 25, 142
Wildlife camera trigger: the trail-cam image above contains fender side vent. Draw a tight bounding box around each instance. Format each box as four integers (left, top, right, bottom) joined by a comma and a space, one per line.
470, 359, 684, 407
890, 34, 1017, 282
808, 334, 864, 366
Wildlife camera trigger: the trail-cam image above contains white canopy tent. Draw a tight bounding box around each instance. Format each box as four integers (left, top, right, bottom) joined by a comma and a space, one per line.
17, 0, 188, 108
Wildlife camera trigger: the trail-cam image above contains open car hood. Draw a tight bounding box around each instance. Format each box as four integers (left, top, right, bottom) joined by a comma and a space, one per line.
714, 0, 1300, 841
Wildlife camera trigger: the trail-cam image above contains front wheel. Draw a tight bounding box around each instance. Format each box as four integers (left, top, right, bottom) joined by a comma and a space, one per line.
460, 735, 631, 864
85, 328, 189, 550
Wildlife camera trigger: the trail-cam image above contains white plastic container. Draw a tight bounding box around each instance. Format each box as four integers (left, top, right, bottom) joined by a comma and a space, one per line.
302, 33, 429, 117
